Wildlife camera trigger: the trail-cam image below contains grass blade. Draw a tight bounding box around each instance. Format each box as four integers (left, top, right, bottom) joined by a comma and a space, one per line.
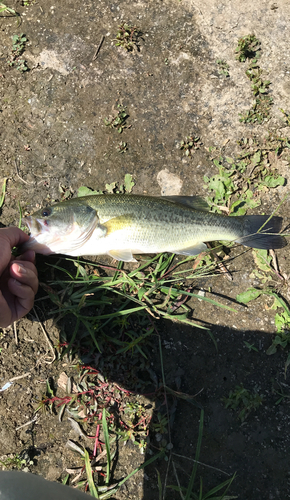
102, 409, 111, 484
84, 448, 99, 498
202, 473, 236, 499
185, 409, 204, 500
117, 450, 164, 489
0, 178, 7, 209
18, 201, 22, 229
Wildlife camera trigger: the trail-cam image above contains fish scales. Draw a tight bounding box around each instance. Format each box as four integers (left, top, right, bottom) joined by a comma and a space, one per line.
50, 195, 244, 254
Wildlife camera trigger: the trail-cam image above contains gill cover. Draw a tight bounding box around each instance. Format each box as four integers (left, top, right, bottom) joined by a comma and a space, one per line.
24, 204, 105, 255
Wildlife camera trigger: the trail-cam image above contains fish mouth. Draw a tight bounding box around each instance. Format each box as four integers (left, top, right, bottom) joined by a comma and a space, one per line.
22, 216, 49, 236
22, 216, 32, 232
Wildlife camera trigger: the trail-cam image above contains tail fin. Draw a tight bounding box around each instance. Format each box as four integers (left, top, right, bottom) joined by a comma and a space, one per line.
236, 215, 287, 250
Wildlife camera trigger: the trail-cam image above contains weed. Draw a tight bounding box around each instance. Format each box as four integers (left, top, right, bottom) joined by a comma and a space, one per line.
216, 59, 230, 77
7, 33, 28, 72
104, 104, 129, 133
223, 384, 263, 422
236, 35, 272, 123
36, 323, 235, 498
244, 341, 259, 352
273, 382, 290, 405
78, 173, 135, 196
116, 141, 127, 153
168, 409, 236, 498
0, 453, 34, 470
235, 34, 261, 63
239, 92, 273, 124
279, 108, 290, 126
22, 0, 34, 5
59, 184, 74, 200
178, 135, 202, 157
114, 22, 141, 52
237, 288, 290, 374
204, 136, 287, 214
78, 174, 135, 196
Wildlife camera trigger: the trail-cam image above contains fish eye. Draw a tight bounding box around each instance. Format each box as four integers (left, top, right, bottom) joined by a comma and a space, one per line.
42, 207, 52, 217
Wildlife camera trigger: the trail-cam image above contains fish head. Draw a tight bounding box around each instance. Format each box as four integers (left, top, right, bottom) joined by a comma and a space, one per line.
23, 201, 102, 255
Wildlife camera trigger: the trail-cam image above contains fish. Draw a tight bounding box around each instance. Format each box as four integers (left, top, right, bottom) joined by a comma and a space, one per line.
22, 194, 287, 262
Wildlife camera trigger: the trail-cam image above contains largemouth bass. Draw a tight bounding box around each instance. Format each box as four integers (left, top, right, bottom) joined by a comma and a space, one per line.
22, 194, 286, 261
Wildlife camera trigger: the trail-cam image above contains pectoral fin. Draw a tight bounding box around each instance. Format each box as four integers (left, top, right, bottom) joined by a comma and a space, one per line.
108, 249, 137, 262
103, 214, 134, 235
174, 242, 207, 256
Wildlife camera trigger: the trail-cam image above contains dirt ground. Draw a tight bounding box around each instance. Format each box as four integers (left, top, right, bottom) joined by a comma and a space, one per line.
1, 0, 290, 499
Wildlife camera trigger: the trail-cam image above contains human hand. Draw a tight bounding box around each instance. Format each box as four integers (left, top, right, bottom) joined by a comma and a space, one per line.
0, 227, 38, 328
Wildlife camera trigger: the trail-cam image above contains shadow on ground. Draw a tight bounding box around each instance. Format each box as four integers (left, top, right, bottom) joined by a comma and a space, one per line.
7, 252, 289, 500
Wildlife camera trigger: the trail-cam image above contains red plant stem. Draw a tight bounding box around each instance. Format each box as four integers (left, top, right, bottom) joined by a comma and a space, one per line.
93, 411, 103, 457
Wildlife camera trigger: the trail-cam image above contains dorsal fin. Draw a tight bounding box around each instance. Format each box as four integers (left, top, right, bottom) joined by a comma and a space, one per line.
162, 196, 210, 212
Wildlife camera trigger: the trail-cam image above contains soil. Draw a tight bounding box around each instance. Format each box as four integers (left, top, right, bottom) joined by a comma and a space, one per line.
1, 0, 290, 499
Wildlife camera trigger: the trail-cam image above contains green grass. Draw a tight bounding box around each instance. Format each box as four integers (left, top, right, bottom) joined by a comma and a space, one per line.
0, 2, 20, 24
42, 252, 235, 345
33, 244, 240, 498
0, 178, 7, 209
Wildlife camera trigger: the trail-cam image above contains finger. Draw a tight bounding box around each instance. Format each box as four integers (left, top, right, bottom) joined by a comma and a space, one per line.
17, 250, 36, 264
7, 279, 35, 317
0, 227, 29, 248
0, 291, 12, 329
0, 228, 30, 276
10, 262, 38, 295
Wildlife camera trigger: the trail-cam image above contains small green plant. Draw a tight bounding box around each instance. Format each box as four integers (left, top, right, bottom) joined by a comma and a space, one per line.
22, 0, 34, 5
104, 104, 129, 133
114, 22, 140, 52
0, 453, 34, 470
216, 59, 230, 77
116, 141, 127, 153
237, 288, 290, 374
8, 33, 28, 72
78, 173, 135, 197
178, 135, 202, 157
223, 384, 263, 422
204, 137, 286, 214
236, 35, 272, 123
279, 108, 290, 126
235, 34, 261, 62
244, 341, 258, 352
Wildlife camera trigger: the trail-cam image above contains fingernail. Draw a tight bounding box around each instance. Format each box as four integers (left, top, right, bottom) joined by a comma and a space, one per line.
17, 264, 27, 274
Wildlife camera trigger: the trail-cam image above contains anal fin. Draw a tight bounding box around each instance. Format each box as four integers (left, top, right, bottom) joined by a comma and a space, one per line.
108, 249, 137, 262
174, 242, 207, 256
